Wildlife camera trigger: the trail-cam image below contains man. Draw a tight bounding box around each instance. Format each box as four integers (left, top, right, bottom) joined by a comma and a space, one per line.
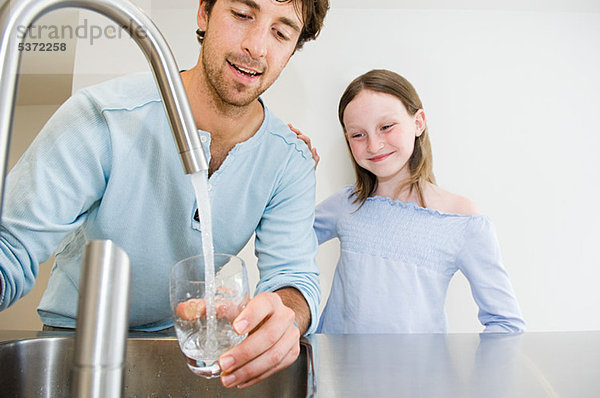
0, 0, 329, 388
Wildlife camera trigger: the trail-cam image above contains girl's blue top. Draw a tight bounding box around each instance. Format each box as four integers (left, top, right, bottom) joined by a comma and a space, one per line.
315, 186, 525, 334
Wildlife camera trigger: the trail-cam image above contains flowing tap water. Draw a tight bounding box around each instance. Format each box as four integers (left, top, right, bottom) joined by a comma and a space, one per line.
190, 172, 217, 354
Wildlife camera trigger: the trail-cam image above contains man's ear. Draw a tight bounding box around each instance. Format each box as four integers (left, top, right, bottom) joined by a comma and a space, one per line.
197, 0, 208, 31
415, 109, 426, 136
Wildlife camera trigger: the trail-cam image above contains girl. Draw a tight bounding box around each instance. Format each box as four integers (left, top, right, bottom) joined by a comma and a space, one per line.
308, 69, 525, 334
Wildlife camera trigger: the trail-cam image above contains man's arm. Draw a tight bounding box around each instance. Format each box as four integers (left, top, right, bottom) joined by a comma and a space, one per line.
0, 90, 110, 311
275, 286, 310, 334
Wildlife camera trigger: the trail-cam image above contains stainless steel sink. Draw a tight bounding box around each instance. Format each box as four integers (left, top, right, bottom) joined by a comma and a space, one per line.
0, 334, 314, 397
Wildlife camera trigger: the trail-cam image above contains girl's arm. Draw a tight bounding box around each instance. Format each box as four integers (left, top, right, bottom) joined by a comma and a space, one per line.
314, 187, 354, 245
457, 216, 526, 333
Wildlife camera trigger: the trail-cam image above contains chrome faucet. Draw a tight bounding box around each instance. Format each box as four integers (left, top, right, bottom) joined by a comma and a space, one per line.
0, 0, 210, 396
0, 0, 209, 218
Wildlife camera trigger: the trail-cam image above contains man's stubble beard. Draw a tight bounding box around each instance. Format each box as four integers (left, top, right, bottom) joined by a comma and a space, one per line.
201, 39, 268, 108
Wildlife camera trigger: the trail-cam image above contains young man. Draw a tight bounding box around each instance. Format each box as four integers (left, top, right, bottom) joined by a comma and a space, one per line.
0, 0, 329, 388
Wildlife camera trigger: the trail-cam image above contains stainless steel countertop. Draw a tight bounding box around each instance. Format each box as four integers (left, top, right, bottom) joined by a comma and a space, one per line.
2, 330, 599, 397
309, 332, 600, 397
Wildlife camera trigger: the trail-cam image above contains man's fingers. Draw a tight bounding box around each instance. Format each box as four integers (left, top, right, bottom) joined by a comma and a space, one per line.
175, 298, 206, 321
220, 313, 300, 388
215, 298, 241, 323
230, 292, 284, 335
218, 292, 295, 370
238, 343, 300, 388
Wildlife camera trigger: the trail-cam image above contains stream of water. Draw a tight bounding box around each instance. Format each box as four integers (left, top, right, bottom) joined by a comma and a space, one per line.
190, 172, 217, 354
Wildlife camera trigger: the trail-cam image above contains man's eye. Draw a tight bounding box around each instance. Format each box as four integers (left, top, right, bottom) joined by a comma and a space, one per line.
273, 29, 290, 41
232, 10, 250, 19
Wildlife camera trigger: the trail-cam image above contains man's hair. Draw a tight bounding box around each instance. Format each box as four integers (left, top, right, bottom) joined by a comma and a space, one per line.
338, 69, 436, 208
197, 0, 329, 51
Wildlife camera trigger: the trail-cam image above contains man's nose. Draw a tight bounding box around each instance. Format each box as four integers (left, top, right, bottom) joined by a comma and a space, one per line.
242, 23, 268, 59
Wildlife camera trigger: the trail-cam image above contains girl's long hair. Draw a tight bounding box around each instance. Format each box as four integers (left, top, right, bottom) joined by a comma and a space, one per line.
338, 69, 436, 207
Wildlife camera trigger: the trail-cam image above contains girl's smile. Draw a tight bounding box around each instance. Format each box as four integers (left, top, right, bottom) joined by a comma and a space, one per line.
368, 151, 395, 162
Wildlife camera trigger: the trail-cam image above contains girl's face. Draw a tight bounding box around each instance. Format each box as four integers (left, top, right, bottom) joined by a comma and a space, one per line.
343, 89, 424, 185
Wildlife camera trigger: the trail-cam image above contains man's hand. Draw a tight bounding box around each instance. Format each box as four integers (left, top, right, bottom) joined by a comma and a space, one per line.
289, 123, 320, 168
175, 287, 246, 323
218, 288, 309, 388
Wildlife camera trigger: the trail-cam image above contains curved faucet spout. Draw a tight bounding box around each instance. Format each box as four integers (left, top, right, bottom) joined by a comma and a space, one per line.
0, 0, 209, 218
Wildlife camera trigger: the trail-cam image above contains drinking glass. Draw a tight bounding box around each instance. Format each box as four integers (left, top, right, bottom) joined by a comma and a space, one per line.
169, 253, 249, 378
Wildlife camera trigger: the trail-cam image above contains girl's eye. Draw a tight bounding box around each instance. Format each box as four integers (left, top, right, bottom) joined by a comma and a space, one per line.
381, 124, 394, 131
349, 132, 364, 140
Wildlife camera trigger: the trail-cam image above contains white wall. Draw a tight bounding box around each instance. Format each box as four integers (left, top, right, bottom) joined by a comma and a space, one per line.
3, 0, 599, 332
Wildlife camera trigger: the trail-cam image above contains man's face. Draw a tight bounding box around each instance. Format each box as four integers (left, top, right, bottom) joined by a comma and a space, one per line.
198, 0, 303, 107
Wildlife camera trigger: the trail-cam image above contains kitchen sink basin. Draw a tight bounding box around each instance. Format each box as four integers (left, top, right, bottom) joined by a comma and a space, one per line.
0, 334, 314, 397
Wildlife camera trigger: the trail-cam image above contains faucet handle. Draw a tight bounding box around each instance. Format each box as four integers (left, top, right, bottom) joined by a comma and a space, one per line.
73, 240, 130, 398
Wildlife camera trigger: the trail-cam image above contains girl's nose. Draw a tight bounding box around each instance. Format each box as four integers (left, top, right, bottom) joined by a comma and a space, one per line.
366, 135, 384, 153
242, 23, 268, 59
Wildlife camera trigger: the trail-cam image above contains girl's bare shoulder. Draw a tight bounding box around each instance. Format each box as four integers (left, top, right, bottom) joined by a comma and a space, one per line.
423, 183, 480, 215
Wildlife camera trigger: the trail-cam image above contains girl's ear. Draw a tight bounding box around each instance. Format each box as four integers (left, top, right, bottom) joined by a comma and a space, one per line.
414, 109, 426, 137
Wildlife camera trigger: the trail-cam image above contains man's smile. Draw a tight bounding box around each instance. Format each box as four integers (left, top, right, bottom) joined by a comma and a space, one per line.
227, 60, 263, 79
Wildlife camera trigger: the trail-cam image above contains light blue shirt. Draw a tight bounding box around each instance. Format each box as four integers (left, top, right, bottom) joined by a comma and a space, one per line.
315, 186, 525, 334
0, 72, 320, 333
